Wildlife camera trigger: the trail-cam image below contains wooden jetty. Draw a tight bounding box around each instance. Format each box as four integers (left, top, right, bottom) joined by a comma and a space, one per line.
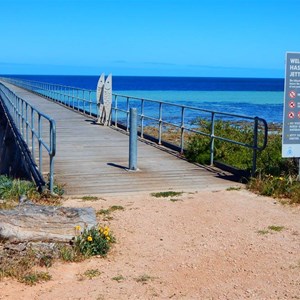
1, 82, 238, 195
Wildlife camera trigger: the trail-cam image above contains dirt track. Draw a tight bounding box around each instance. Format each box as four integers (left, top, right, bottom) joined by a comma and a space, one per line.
0, 188, 299, 300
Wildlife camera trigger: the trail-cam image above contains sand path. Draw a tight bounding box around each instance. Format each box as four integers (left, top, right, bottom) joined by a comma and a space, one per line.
0, 188, 299, 300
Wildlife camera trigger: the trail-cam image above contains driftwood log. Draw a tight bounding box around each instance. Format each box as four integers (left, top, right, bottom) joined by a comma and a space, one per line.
0, 203, 97, 243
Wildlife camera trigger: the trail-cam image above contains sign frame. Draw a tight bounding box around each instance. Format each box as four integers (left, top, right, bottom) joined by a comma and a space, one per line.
282, 52, 300, 158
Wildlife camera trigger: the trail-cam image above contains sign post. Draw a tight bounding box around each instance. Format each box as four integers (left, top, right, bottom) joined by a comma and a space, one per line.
282, 52, 300, 177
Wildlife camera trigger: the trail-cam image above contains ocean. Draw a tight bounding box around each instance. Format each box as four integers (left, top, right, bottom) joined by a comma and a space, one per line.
5, 75, 284, 124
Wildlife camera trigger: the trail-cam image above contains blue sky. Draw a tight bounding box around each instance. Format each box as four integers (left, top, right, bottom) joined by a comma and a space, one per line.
0, 0, 299, 77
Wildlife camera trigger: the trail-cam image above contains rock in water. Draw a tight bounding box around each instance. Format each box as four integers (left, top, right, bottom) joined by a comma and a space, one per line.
0, 203, 97, 243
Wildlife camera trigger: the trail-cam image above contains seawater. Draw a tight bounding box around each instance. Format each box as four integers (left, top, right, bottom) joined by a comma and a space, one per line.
115, 90, 283, 124
3, 75, 284, 124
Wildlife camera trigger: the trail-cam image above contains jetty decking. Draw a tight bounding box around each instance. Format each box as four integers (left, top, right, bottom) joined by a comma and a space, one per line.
1, 81, 237, 195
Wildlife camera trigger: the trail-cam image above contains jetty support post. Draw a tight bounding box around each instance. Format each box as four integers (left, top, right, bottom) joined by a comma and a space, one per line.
129, 108, 138, 171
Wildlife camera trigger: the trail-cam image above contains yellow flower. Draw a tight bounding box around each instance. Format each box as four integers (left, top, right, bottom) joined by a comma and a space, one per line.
279, 177, 284, 181
104, 230, 109, 236
104, 226, 110, 232
75, 225, 81, 231
106, 236, 110, 241
99, 227, 104, 233
87, 236, 93, 242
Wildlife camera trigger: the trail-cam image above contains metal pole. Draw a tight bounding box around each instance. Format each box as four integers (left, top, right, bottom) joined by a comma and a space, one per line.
180, 107, 185, 153
158, 102, 162, 145
129, 108, 138, 171
252, 117, 258, 177
126, 97, 130, 131
210, 112, 215, 166
298, 158, 300, 181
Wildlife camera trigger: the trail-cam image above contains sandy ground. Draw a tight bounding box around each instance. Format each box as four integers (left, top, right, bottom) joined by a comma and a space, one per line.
0, 187, 299, 300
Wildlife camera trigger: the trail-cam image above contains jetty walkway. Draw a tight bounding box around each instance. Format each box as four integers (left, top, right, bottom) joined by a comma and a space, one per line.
1, 81, 237, 195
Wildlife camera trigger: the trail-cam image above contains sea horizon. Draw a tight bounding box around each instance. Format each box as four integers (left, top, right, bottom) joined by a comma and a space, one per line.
0, 74, 285, 124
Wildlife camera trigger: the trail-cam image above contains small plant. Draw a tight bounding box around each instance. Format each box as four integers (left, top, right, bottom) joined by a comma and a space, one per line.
257, 225, 285, 235
45, 175, 65, 196
257, 229, 269, 235
170, 198, 181, 202
21, 271, 51, 286
135, 274, 155, 284
112, 275, 125, 282
96, 206, 124, 220
82, 195, 99, 201
151, 191, 183, 198
82, 268, 101, 279
58, 244, 82, 262
0, 175, 63, 208
0, 175, 38, 203
248, 174, 300, 204
74, 225, 115, 257
268, 225, 285, 232
226, 186, 241, 191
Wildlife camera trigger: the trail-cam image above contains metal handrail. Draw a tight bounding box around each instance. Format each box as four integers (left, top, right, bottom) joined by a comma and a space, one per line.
0, 76, 268, 176
2, 77, 96, 118
0, 82, 56, 193
112, 94, 268, 176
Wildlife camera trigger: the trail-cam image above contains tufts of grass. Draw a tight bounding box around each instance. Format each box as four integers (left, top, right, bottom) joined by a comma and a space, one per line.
151, 191, 183, 198
82, 195, 99, 201
21, 271, 51, 286
226, 186, 241, 191
82, 268, 101, 280
268, 225, 285, 232
0, 175, 38, 205
257, 230, 269, 235
0, 247, 53, 284
96, 206, 124, 220
135, 274, 155, 284
111, 275, 125, 282
0, 175, 63, 209
257, 225, 285, 235
170, 198, 181, 202
57, 244, 83, 262
248, 174, 300, 205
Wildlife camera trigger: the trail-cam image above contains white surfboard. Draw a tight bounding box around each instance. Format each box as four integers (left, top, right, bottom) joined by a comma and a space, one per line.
101, 74, 112, 125
96, 73, 105, 105
96, 73, 105, 123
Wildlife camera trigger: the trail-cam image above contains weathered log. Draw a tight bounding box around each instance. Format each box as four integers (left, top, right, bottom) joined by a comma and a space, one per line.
0, 203, 97, 243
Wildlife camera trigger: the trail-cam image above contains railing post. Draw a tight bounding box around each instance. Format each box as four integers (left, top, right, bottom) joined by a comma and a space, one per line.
180, 107, 185, 153
210, 112, 215, 166
38, 115, 42, 173
252, 117, 258, 177
141, 99, 145, 138
89, 90, 92, 116
114, 95, 118, 128
126, 97, 130, 131
129, 108, 138, 171
25, 103, 29, 144
31, 107, 35, 161
49, 120, 56, 194
158, 102, 162, 144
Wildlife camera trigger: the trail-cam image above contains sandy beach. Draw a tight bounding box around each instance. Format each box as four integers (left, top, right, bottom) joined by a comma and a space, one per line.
1, 187, 299, 300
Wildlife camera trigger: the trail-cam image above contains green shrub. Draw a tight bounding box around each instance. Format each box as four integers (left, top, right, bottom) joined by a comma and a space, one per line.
248, 174, 300, 204
185, 120, 300, 203
185, 120, 254, 169
0, 175, 38, 206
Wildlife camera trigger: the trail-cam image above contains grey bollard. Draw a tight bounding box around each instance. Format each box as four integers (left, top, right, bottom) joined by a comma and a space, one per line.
129, 108, 138, 170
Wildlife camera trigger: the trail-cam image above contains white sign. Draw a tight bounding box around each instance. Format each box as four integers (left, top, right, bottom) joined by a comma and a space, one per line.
282, 52, 300, 157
